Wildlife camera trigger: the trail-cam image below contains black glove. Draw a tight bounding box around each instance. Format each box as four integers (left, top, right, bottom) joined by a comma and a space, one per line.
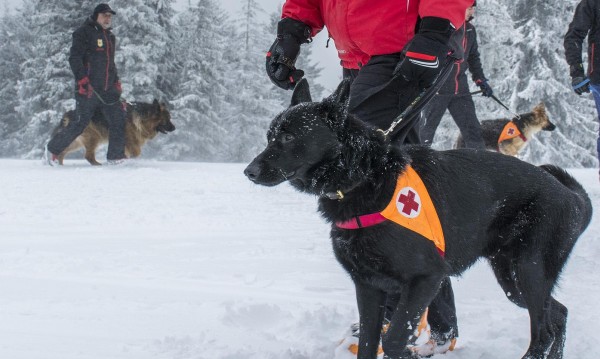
266, 18, 311, 90
475, 79, 493, 97
570, 64, 590, 95
394, 17, 453, 90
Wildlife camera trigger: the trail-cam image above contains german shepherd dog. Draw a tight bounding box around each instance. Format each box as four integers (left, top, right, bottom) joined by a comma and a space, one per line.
52, 99, 175, 165
456, 102, 556, 156
244, 79, 591, 359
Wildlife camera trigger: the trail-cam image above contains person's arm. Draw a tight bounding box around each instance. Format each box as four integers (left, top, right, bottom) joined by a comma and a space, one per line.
564, 0, 595, 94
266, 0, 320, 90
467, 26, 485, 83
281, 0, 324, 37
419, 0, 474, 30
68, 27, 88, 81
564, 0, 595, 68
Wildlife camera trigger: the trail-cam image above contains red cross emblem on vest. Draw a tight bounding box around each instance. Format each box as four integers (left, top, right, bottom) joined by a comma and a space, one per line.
396, 187, 421, 219
507, 128, 515, 135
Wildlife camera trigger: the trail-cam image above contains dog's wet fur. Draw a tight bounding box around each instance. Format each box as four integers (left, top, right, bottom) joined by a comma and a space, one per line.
456, 102, 556, 156
245, 79, 592, 359
52, 99, 175, 165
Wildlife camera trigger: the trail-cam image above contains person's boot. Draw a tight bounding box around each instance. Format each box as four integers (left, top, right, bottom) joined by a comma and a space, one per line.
335, 311, 431, 358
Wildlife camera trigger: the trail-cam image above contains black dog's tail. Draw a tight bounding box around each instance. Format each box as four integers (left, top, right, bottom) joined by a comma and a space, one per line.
539, 164, 593, 228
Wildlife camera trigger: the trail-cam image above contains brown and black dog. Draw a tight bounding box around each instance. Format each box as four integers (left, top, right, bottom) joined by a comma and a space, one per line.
52, 99, 175, 165
456, 102, 556, 156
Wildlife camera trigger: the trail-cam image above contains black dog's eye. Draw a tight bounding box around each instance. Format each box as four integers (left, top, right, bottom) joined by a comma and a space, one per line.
281, 133, 295, 143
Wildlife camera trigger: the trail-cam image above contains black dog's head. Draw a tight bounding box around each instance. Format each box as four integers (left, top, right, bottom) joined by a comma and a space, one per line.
244, 78, 388, 196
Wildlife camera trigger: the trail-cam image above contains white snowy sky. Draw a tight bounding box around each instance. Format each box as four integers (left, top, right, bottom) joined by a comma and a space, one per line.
2, 0, 342, 90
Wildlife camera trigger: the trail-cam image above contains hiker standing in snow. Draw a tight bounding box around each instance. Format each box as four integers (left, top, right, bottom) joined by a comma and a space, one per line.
45, 3, 126, 166
421, 1, 492, 149
564, 0, 600, 180
265, 0, 474, 356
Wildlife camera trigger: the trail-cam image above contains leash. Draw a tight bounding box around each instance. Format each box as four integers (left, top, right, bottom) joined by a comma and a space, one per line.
92, 89, 124, 106
382, 58, 455, 139
470, 90, 521, 120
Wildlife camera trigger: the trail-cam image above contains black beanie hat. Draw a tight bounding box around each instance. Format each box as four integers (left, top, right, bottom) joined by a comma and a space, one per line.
93, 3, 116, 20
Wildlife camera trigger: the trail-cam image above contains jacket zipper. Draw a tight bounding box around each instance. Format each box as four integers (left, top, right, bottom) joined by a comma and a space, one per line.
455, 29, 468, 94
103, 29, 111, 91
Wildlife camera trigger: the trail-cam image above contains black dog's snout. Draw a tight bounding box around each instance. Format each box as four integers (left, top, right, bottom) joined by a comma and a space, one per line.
244, 162, 261, 181
544, 123, 556, 131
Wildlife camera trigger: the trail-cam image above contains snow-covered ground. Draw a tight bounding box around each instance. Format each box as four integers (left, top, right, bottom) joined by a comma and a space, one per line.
0, 159, 597, 359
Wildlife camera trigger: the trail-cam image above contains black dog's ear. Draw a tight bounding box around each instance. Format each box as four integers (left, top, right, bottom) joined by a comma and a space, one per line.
290, 78, 312, 107
153, 99, 160, 109
325, 78, 352, 106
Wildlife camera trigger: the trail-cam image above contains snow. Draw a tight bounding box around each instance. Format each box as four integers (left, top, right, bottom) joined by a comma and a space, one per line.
0, 159, 598, 359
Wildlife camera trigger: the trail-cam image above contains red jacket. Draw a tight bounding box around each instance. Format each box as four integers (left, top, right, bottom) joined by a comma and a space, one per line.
282, 0, 473, 69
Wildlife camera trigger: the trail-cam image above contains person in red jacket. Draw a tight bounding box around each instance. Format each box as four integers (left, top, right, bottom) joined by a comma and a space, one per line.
267, 0, 473, 144
266, 0, 473, 356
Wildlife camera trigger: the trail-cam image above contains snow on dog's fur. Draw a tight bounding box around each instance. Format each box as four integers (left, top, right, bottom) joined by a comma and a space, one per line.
245, 79, 591, 359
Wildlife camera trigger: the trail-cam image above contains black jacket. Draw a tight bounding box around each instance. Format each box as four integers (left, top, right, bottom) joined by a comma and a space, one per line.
69, 17, 119, 93
564, 0, 600, 83
441, 21, 486, 95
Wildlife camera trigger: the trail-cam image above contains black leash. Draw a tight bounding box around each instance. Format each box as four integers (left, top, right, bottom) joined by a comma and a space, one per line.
470, 90, 521, 120
382, 58, 455, 140
92, 89, 124, 106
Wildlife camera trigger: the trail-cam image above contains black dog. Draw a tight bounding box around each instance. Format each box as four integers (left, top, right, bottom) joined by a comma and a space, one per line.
244, 79, 592, 359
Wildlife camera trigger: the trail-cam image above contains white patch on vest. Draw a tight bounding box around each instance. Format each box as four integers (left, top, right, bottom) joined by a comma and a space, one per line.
396, 186, 421, 219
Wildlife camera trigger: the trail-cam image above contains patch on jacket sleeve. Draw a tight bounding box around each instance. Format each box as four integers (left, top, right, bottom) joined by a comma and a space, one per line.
380, 166, 445, 256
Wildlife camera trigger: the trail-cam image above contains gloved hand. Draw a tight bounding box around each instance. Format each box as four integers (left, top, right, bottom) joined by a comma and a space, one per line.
77, 76, 93, 98
476, 79, 493, 97
394, 17, 454, 90
570, 63, 590, 95
266, 18, 311, 90
115, 80, 122, 94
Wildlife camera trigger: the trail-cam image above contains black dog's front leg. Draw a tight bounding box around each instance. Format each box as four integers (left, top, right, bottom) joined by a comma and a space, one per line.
382, 275, 444, 359
355, 281, 386, 359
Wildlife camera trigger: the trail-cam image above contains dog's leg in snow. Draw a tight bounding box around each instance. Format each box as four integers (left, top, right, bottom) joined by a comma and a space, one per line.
382, 275, 443, 359
355, 282, 386, 359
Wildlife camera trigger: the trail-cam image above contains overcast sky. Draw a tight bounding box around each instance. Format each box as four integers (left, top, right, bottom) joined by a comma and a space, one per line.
2, 0, 341, 91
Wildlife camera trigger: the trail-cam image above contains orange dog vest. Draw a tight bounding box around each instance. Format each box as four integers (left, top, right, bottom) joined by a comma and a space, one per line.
498, 121, 527, 144
336, 166, 445, 257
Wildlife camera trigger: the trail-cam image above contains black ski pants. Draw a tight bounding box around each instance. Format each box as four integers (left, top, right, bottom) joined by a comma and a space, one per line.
344, 54, 422, 144
343, 54, 459, 339
421, 93, 485, 149
47, 93, 126, 160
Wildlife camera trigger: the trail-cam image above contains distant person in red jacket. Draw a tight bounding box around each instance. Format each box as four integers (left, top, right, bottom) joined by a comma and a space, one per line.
265, 0, 473, 356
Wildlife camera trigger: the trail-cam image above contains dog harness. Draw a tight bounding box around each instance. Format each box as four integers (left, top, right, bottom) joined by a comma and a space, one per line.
498, 121, 527, 145
335, 166, 445, 257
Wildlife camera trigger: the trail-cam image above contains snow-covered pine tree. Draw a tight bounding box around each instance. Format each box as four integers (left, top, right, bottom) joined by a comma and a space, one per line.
510, 0, 598, 167
111, 0, 172, 102
430, 0, 598, 168
12, 0, 97, 159
0, 3, 32, 156
164, 0, 234, 162
154, 0, 178, 101
222, 0, 281, 161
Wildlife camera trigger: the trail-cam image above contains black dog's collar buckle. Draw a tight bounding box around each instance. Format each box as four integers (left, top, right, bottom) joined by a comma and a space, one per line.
325, 190, 344, 200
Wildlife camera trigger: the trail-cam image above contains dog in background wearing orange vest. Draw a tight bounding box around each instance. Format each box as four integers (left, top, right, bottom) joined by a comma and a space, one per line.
244, 79, 591, 359
455, 102, 556, 156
